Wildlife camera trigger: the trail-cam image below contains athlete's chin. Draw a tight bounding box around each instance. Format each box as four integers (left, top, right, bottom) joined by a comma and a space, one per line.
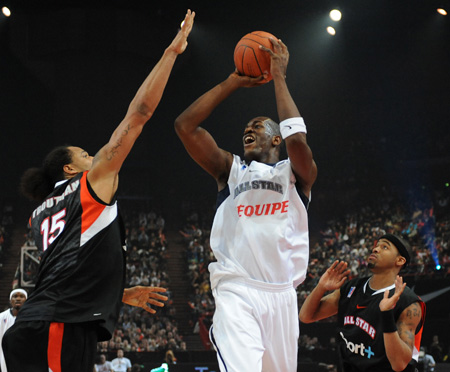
367, 262, 375, 269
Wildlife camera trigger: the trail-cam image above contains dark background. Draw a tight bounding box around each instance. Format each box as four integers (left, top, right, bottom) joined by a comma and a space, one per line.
1, 0, 449, 228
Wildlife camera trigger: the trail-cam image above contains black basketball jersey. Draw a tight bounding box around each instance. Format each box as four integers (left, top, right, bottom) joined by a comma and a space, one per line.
17, 172, 126, 341
337, 277, 425, 372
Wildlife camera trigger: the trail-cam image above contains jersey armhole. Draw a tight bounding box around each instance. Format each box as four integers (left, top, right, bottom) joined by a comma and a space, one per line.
84, 172, 116, 206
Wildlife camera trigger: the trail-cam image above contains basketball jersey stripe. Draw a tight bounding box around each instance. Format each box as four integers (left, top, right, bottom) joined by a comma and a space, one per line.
48, 322, 64, 372
209, 326, 228, 372
79, 173, 118, 247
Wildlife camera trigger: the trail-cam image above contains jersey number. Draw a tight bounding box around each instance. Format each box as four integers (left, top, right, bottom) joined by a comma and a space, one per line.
40, 209, 66, 251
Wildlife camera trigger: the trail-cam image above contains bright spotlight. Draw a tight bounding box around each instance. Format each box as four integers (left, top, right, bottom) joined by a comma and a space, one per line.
329, 9, 342, 21
327, 26, 336, 36
437, 8, 447, 15
2, 6, 11, 17
436, 264, 442, 270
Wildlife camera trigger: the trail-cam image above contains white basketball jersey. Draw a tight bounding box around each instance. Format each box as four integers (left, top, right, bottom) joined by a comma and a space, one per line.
209, 155, 310, 289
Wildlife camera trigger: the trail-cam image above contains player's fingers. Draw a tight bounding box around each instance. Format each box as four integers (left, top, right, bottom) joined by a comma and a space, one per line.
147, 293, 169, 301
330, 260, 339, 270
342, 269, 351, 278
278, 39, 287, 48
259, 45, 274, 55
147, 286, 167, 293
147, 298, 166, 307
336, 261, 347, 271
142, 304, 157, 314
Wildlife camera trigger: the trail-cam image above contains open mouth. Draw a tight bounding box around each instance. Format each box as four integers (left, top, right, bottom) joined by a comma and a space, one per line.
243, 134, 255, 145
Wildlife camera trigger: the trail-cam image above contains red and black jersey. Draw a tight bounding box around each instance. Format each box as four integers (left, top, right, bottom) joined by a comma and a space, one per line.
17, 172, 126, 341
337, 277, 425, 372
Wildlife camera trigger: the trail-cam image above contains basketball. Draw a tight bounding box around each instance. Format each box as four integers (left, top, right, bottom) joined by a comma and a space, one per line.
233, 31, 277, 82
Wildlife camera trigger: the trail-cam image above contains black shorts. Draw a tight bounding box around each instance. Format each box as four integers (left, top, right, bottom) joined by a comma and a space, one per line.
2, 321, 98, 372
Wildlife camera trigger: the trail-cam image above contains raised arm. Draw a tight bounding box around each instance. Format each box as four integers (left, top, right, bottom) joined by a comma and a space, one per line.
261, 39, 317, 196
379, 276, 423, 371
175, 72, 265, 190
87, 10, 195, 203
299, 261, 350, 323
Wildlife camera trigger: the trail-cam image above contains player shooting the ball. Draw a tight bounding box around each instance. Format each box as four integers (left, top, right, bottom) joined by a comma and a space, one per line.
175, 36, 317, 372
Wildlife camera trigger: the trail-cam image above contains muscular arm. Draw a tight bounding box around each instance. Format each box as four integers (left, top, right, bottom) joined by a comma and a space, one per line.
264, 39, 317, 196
174, 72, 264, 190
87, 10, 195, 203
384, 302, 422, 371
299, 261, 349, 323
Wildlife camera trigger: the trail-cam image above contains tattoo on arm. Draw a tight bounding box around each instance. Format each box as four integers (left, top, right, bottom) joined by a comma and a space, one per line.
107, 124, 131, 161
396, 302, 422, 350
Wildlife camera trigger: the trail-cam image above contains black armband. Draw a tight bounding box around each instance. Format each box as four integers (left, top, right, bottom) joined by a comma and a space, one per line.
381, 309, 397, 333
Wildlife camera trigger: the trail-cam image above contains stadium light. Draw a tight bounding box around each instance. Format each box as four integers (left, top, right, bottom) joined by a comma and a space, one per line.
327, 26, 336, 36
329, 9, 342, 22
437, 8, 447, 16
2, 6, 11, 17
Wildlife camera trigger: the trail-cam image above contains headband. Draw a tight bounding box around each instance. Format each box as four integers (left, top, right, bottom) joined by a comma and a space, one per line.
10, 289, 28, 300
379, 234, 411, 265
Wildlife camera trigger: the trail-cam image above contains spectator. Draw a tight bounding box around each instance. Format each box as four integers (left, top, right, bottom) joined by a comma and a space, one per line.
0, 289, 27, 372
111, 349, 132, 372
429, 335, 444, 363
418, 347, 436, 372
95, 354, 113, 372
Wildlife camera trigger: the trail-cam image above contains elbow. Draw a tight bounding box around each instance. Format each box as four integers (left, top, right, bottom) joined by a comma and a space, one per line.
299, 311, 314, 324
300, 318, 314, 324
392, 364, 408, 372
132, 102, 154, 122
174, 117, 188, 136
390, 358, 411, 371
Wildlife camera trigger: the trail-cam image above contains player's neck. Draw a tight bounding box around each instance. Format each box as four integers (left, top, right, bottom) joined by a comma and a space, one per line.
369, 272, 397, 290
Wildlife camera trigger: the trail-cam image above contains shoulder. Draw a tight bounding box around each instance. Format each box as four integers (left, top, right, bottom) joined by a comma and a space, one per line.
398, 286, 422, 309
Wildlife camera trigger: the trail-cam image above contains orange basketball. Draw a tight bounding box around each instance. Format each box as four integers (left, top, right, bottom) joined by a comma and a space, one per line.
233, 31, 277, 82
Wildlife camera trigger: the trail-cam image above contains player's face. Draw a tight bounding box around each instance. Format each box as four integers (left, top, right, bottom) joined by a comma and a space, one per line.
367, 238, 403, 271
10, 292, 27, 310
68, 146, 94, 172
242, 117, 274, 161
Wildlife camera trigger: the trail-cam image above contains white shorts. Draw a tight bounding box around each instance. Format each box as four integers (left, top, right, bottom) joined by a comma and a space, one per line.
209, 277, 299, 372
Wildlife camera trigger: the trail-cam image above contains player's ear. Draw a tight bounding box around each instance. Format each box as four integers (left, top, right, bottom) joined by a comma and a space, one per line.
396, 255, 406, 268
63, 164, 78, 176
272, 135, 282, 146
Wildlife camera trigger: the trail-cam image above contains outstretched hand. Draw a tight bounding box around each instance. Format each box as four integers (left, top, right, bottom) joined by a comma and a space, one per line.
259, 37, 289, 80
168, 9, 195, 55
122, 286, 168, 314
318, 260, 351, 292
379, 275, 406, 312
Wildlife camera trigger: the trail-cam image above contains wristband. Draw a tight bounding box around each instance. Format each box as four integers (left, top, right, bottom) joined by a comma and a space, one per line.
279, 117, 307, 139
381, 309, 397, 333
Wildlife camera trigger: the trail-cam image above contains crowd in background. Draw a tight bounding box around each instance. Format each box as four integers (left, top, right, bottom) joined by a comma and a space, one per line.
101, 208, 184, 354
